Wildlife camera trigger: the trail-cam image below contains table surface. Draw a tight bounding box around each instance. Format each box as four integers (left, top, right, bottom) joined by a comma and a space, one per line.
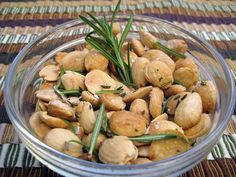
0, 0, 236, 177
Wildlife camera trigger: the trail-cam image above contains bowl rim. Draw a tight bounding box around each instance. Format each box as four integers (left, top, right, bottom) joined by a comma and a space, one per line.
4, 14, 236, 171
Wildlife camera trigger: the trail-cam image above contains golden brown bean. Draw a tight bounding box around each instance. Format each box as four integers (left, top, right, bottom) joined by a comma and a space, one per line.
39, 65, 59, 82
131, 57, 150, 87
145, 60, 173, 89
123, 86, 152, 102
130, 99, 150, 122
149, 87, 164, 118
61, 49, 89, 71
84, 50, 109, 71
61, 71, 86, 90
174, 92, 202, 129
164, 84, 186, 97
47, 100, 75, 120
131, 39, 145, 56
98, 136, 138, 164
100, 93, 126, 111
29, 112, 51, 139
85, 70, 117, 94
110, 111, 147, 137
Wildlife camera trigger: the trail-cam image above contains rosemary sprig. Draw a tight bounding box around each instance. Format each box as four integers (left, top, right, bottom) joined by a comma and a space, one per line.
54, 85, 71, 105
79, 0, 134, 86
59, 89, 81, 96
156, 41, 186, 59
96, 88, 123, 95
88, 103, 105, 157
129, 134, 189, 143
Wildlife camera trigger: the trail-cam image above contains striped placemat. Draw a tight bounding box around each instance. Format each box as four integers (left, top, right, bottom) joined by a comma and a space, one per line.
0, 0, 236, 177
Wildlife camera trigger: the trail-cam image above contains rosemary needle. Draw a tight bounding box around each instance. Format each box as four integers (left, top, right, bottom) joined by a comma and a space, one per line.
129, 134, 189, 144
88, 103, 105, 157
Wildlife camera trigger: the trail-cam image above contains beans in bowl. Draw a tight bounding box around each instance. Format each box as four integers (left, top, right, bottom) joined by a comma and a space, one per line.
29, 0, 217, 165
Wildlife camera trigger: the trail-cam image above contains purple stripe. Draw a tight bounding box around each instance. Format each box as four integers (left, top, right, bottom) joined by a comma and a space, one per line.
0, 15, 236, 28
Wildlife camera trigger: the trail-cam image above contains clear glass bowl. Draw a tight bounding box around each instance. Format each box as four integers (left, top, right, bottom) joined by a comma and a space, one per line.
4, 15, 235, 177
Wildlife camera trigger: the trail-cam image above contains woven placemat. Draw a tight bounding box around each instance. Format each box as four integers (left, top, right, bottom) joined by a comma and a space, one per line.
0, 0, 235, 176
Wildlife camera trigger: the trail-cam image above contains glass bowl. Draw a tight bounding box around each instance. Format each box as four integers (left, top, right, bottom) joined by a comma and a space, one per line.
4, 15, 235, 177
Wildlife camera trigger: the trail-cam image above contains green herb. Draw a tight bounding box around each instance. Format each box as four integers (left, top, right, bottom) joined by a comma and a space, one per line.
96, 89, 123, 95
129, 134, 189, 143
63, 120, 76, 134
155, 41, 186, 59
200, 81, 207, 86
53, 85, 71, 105
88, 103, 105, 157
60, 89, 81, 96
79, 0, 134, 86
101, 85, 111, 89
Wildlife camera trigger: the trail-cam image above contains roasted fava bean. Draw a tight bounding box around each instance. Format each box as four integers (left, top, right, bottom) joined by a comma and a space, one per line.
175, 58, 198, 72
174, 67, 198, 88
174, 92, 202, 129
61, 71, 85, 90
131, 39, 145, 56
80, 102, 96, 133
98, 136, 138, 164
85, 50, 109, 71
47, 100, 75, 120
81, 91, 100, 108
192, 81, 217, 113
100, 93, 126, 111
85, 70, 117, 94
130, 99, 150, 122
123, 86, 152, 102
149, 87, 164, 119
55, 52, 67, 64
112, 22, 121, 36
39, 65, 59, 82
131, 57, 150, 87
139, 31, 157, 49
61, 49, 89, 71
152, 113, 168, 122
44, 128, 82, 157
36, 89, 59, 102
142, 49, 175, 72
148, 120, 184, 137
39, 111, 68, 128
164, 84, 186, 97
166, 92, 191, 115
145, 60, 173, 89
110, 111, 147, 137
29, 112, 51, 139
150, 138, 190, 161
184, 113, 212, 140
